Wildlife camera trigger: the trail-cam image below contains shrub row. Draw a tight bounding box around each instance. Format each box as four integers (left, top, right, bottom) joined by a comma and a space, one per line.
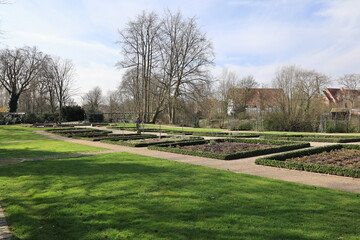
48, 128, 107, 133
149, 139, 310, 160
64, 132, 111, 138
108, 126, 261, 138
91, 134, 143, 141
98, 134, 158, 142
47, 128, 113, 138
255, 144, 360, 178
260, 134, 360, 143
101, 138, 203, 147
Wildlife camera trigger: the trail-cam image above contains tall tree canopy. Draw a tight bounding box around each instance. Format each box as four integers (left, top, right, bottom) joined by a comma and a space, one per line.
117, 10, 214, 123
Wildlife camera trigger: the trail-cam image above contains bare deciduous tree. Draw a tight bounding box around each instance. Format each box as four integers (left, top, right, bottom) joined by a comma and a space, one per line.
161, 10, 214, 123
82, 86, 103, 113
117, 10, 214, 124
45, 57, 75, 121
0, 46, 46, 112
117, 11, 161, 122
271, 65, 329, 131
338, 73, 360, 90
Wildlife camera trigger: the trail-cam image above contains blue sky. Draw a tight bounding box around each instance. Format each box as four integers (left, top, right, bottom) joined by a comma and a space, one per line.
1, 0, 360, 101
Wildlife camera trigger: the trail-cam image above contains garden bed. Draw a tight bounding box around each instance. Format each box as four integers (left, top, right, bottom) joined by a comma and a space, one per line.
102, 136, 203, 147
255, 144, 360, 178
260, 134, 360, 143
47, 128, 112, 138
149, 138, 310, 160
98, 134, 158, 142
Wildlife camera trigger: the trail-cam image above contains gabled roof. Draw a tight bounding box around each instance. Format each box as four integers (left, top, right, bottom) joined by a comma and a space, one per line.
323, 88, 360, 104
230, 88, 284, 107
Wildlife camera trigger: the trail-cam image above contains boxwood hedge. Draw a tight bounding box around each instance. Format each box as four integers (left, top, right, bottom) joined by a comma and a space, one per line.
255, 144, 360, 178
102, 137, 203, 147
148, 138, 310, 160
260, 134, 360, 143
97, 134, 158, 141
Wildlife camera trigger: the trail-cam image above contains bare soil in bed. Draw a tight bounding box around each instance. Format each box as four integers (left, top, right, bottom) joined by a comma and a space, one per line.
287, 148, 360, 169
177, 142, 276, 154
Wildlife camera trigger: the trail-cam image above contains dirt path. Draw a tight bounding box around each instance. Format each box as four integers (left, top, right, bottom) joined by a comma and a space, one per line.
37, 130, 360, 194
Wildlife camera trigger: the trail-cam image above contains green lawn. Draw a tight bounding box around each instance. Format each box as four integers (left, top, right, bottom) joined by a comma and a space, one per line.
0, 152, 359, 240
0, 140, 106, 159
0, 125, 49, 142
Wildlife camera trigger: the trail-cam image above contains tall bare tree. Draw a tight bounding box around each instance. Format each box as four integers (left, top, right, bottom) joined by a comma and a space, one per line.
0, 46, 46, 112
117, 10, 214, 124
117, 11, 161, 122
45, 57, 75, 121
160, 10, 214, 123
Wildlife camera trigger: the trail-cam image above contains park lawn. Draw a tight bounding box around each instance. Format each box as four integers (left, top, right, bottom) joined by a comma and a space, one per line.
0, 125, 49, 142
0, 153, 359, 240
0, 140, 106, 159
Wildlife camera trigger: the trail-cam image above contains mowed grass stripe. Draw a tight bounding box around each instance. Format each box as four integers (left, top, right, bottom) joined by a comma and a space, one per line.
0, 140, 106, 159
0, 129, 49, 142
0, 152, 358, 240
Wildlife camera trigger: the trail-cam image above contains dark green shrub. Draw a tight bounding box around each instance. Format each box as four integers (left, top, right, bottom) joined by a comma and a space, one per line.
88, 113, 104, 123
22, 113, 39, 124
61, 105, 85, 121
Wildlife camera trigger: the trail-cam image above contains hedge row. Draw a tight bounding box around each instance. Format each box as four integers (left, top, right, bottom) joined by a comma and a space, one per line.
255, 144, 360, 178
64, 132, 111, 138
148, 139, 310, 160
101, 137, 203, 147
48, 128, 107, 134
97, 134, 158, 142
91, 134, 143, 141
260, 134, 360, 143
47, 128, 113, 138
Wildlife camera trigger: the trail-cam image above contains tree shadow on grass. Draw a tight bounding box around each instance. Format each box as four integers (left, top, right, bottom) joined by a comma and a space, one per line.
0, 153, 358, 240
0, 148, 98, 160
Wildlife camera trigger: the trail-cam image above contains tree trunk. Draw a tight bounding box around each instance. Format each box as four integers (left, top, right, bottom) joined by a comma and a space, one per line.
8, 93, 20, 113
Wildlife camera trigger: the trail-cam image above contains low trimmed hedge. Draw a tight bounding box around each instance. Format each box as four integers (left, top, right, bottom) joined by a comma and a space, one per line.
260, 134, 360, 143
48, 128, 108, 134
148, 139, 310, 160
255, 144, 360, 178
102, 137, 203, 147
47, 128, 112, 138
91, 134, 143, 141
98, 134, 158, 141
64, 132, 111, 138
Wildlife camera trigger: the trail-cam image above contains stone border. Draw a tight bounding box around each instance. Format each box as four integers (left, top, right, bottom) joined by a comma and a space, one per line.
0, 206, 11, 240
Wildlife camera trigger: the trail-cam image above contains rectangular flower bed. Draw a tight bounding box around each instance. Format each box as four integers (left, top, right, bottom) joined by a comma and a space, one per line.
90, 134, 143, 141
260, 134, 360, 143
99, 134, 159, 142
47, 128, 112, 138
102, 136, 203, 147
255, 144, 360, 178
149, 138, 310, 160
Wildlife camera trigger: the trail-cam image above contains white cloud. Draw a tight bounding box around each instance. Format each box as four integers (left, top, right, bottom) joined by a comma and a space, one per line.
73, 64, 124, 104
